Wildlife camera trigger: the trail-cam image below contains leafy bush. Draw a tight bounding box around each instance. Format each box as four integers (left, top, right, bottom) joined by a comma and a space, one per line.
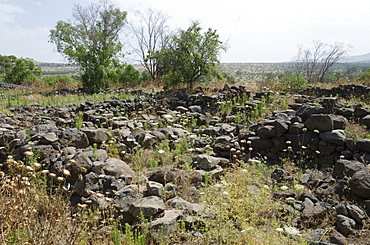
42, 75, 80, 89
356, 68, 370, 86
4, 58, 42, 85
117, 64, 141, 87
278, 74, 308, 92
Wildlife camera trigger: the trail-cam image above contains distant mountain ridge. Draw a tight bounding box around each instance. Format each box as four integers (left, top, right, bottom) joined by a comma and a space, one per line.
341, 53, 370, 63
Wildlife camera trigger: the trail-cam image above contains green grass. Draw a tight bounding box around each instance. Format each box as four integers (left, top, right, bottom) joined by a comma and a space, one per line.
1, 83, 369, 244
194, 161, 305, 244
0, 89, 139, 108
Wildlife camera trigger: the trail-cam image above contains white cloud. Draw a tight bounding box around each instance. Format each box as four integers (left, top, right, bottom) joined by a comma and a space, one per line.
2, 0, 370, 62
0, 3, 25, 24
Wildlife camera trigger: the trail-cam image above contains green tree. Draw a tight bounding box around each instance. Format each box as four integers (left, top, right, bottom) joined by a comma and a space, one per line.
42, 75, 79, 89
49, 0, 127, 91
160, 21, 227, 91
278, 73, 308, 92
0, 55, 17, 80
356, 68, 370, 86
5, 58, 42, 85
117, 64, 141, 87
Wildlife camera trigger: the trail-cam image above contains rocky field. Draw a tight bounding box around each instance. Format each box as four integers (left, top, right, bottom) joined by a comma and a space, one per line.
1, 83, 370, 244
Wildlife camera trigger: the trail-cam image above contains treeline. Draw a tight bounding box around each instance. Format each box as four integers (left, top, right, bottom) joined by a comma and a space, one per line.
221, 62, 370, 85
2, 0, 370, 92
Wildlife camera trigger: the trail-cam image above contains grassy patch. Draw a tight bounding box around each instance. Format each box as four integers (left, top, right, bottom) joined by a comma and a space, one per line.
0, 89, 139, 108
191, 161, 305, 244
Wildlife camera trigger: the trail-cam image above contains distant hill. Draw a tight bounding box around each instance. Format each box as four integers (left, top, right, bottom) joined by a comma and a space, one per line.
341, 53, 370, 63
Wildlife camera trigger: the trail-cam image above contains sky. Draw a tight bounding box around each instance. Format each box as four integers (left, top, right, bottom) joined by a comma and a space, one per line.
0, 0, 370, 63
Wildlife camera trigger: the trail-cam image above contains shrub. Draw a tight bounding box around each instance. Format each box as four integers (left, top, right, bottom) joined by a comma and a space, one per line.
42, 75, 80, 90
356, 68, 370, 86
117, 65, 142, 88
278, 74, 308, 92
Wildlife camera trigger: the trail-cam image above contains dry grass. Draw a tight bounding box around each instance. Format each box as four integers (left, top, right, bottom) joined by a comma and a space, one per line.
0, 157, 118, 244
1, 79, 369, 244
345, 121, 370, 142
191, 160, 305, 244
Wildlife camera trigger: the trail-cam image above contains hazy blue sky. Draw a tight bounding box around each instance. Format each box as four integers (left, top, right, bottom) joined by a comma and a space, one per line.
1, 0, 369, 63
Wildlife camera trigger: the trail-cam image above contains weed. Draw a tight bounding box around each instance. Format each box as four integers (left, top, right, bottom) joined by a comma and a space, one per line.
345, 120, 370, 142
75, 111, 84, 130
92, 143, 98, 159
111, 222, 121, 245
197, 162, 305, 244
204, 172, 210, 187
148, 158, 159, 171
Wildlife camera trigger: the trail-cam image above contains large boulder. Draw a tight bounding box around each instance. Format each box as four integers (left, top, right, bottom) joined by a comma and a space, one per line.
102, 158, 134, 177
274, 120, 289, 137
336, 214, 356, 236
257, 125, 276, 139
64, 151, 93, 182
306, 114, 334, 132
192, 154, 229, 170
167, 196, 205, 213
306, 114, 348, 132
150, 209, 184, 237
145, 181, 164, 197
39, 132, 59, 144
213, 136, 235, 157
285, 131, 316, 148
332, 159, 366, 179
362, 114, 370, 128
128, 196, 166, 219
149, 169, 179, 185
249, 136, 274, 149
60, 128, 89, 148
347, 204, 367, 224
32, 144, 60, 161
74, 172, 101, 196
82, 129, 108, 144
349, 170, 370, 198
356, 139, 370, 153
320, 130, 346, 145
29, 124, 58, 136
332, 115, 349, 130
318, 141, 336, 156
295, 104, 326, 120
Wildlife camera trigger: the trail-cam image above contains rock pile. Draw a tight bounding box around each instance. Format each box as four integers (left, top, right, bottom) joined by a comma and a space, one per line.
303, 83, 370, 99
0, 84, 370, 243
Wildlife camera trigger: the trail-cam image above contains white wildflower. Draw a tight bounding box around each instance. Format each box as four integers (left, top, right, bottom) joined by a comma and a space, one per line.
280, 186, 289, 191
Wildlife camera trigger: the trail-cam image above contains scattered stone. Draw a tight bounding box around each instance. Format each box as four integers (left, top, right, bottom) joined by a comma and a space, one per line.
128, 196, 166, 219
150, 209, 184, 237
145, 181, 164, 197
102, 158, 134, 177
347, 204, 366, 224
39, 132, 59, 144
82, 128, 108, 144
149, 169, 179, 185
332, 159, 366, 179
349, 170, 370, 198
336, 214, 355, 236
362, 114, 370, 128
1, 84, 370, 242
192, 154, 229, 170
328, 229, 347, 245
320, 130, 346, 145
356, 139, 370, 153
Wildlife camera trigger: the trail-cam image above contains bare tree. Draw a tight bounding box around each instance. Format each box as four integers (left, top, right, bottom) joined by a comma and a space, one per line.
293, 40, 350, 83
129, 9, 170, 81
